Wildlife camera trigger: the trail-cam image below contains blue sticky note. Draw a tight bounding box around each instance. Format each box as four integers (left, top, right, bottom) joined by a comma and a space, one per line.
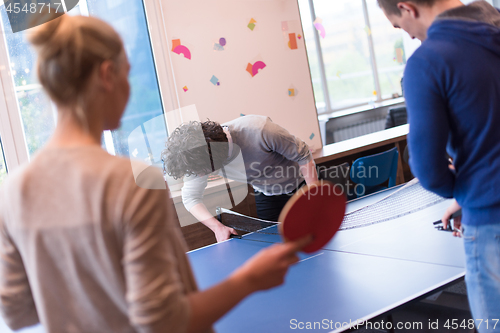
240, 113, 246, 117
214, 43, 224, 51
310, 133, 315, 140
210, 75, 219, 85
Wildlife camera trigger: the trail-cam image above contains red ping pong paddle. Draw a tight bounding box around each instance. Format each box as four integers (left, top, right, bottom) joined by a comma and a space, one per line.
278, 180, 347, 253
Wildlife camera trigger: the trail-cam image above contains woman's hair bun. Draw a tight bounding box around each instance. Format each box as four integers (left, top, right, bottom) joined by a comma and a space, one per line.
28, 13, 66, 48
27, 14, 124, 108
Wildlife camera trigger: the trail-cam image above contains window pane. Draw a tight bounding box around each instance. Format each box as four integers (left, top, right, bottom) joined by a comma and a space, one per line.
367, 0, 405, 99
298, 0, 325, 112
0, 139, 7, 185
86, 1, 167, 162
308, 0, 375, 110
0, 8, 60, 156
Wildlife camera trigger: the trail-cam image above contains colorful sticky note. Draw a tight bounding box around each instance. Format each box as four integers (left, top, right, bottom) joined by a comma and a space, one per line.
314, 23, 326, 39
246, 61, 267, 77
183, 86, 188, 92
364, 26, 372, 36
373, 90, 377, 96
396, 48, 404, 63
252, 61, 266, 76
171, 39, 191, 60
288, 33, 298, 50
288, 89, 295, 96
240, 113, 246, 117
171, 39, 181, 51
246, 63, 254, 76
210, 75, 219, 85
297, 34, 302, 39
214, 43, 224, 51
313, 19, 326, 39
219, 38, 227, 46
248, 18, 257, 31
336, 71, 341, 79
310, 133, 315, 140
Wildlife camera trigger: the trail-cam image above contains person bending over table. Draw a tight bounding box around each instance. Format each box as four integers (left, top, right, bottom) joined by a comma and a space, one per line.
378, 0, 500, 331
162, 116, 318, 242
0, 15, 310, 333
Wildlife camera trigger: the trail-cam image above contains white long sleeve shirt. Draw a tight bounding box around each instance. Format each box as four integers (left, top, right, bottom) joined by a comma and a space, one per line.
182, 115, 312, 211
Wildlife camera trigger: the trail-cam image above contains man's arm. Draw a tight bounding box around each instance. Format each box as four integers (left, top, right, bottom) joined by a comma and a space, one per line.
262, 119, 318, 183
299, 160, 318, 185
181, 174, 236, 242
189, 203, 237, 242
404, 55, 455, 198
441, 199, 462, 237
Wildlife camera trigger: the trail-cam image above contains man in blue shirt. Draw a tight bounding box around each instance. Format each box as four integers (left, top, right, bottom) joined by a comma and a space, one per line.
377, 0, 500, 331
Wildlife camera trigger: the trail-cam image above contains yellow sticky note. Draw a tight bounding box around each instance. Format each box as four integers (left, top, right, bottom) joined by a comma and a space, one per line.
249, 18, 257, 24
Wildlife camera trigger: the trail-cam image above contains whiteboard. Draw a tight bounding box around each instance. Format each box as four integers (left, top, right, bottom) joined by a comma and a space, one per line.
159, 0, 323, 150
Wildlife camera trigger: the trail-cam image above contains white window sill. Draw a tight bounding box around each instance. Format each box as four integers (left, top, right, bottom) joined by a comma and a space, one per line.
318, 97, 405, 122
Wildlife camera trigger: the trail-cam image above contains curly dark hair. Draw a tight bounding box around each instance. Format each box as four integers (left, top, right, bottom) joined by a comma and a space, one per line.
161, 120, 229, 179
377, 0, 439, 16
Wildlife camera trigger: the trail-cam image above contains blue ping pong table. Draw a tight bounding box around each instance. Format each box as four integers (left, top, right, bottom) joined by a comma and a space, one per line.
188, 185, 466, 333
0, 185, 465, 333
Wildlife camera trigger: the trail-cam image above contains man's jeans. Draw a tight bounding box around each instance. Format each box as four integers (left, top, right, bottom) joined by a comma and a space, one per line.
463, 223, 500, 333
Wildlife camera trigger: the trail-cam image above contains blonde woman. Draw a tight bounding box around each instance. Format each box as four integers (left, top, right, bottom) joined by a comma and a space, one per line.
0, 15, 309, 333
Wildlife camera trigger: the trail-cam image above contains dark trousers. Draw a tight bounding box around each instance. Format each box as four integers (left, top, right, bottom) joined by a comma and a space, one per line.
254, 181, 306, 222
254, 191, 294, 222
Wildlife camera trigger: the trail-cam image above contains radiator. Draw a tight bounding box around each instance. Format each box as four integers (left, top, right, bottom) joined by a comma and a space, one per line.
333, 117, 387, 143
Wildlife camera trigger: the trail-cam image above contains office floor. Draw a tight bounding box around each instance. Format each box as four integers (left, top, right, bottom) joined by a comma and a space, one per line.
356, 281, 474, 333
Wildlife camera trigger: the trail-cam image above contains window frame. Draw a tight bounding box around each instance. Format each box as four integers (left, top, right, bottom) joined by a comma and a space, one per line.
0, 15, 30, 171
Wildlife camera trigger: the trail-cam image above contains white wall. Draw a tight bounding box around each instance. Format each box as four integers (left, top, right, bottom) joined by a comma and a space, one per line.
158, 0, 323, 150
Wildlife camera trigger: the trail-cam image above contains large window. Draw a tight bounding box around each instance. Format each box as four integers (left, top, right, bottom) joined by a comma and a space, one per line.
0, 0, 167, 162
298, 0, 406, 114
